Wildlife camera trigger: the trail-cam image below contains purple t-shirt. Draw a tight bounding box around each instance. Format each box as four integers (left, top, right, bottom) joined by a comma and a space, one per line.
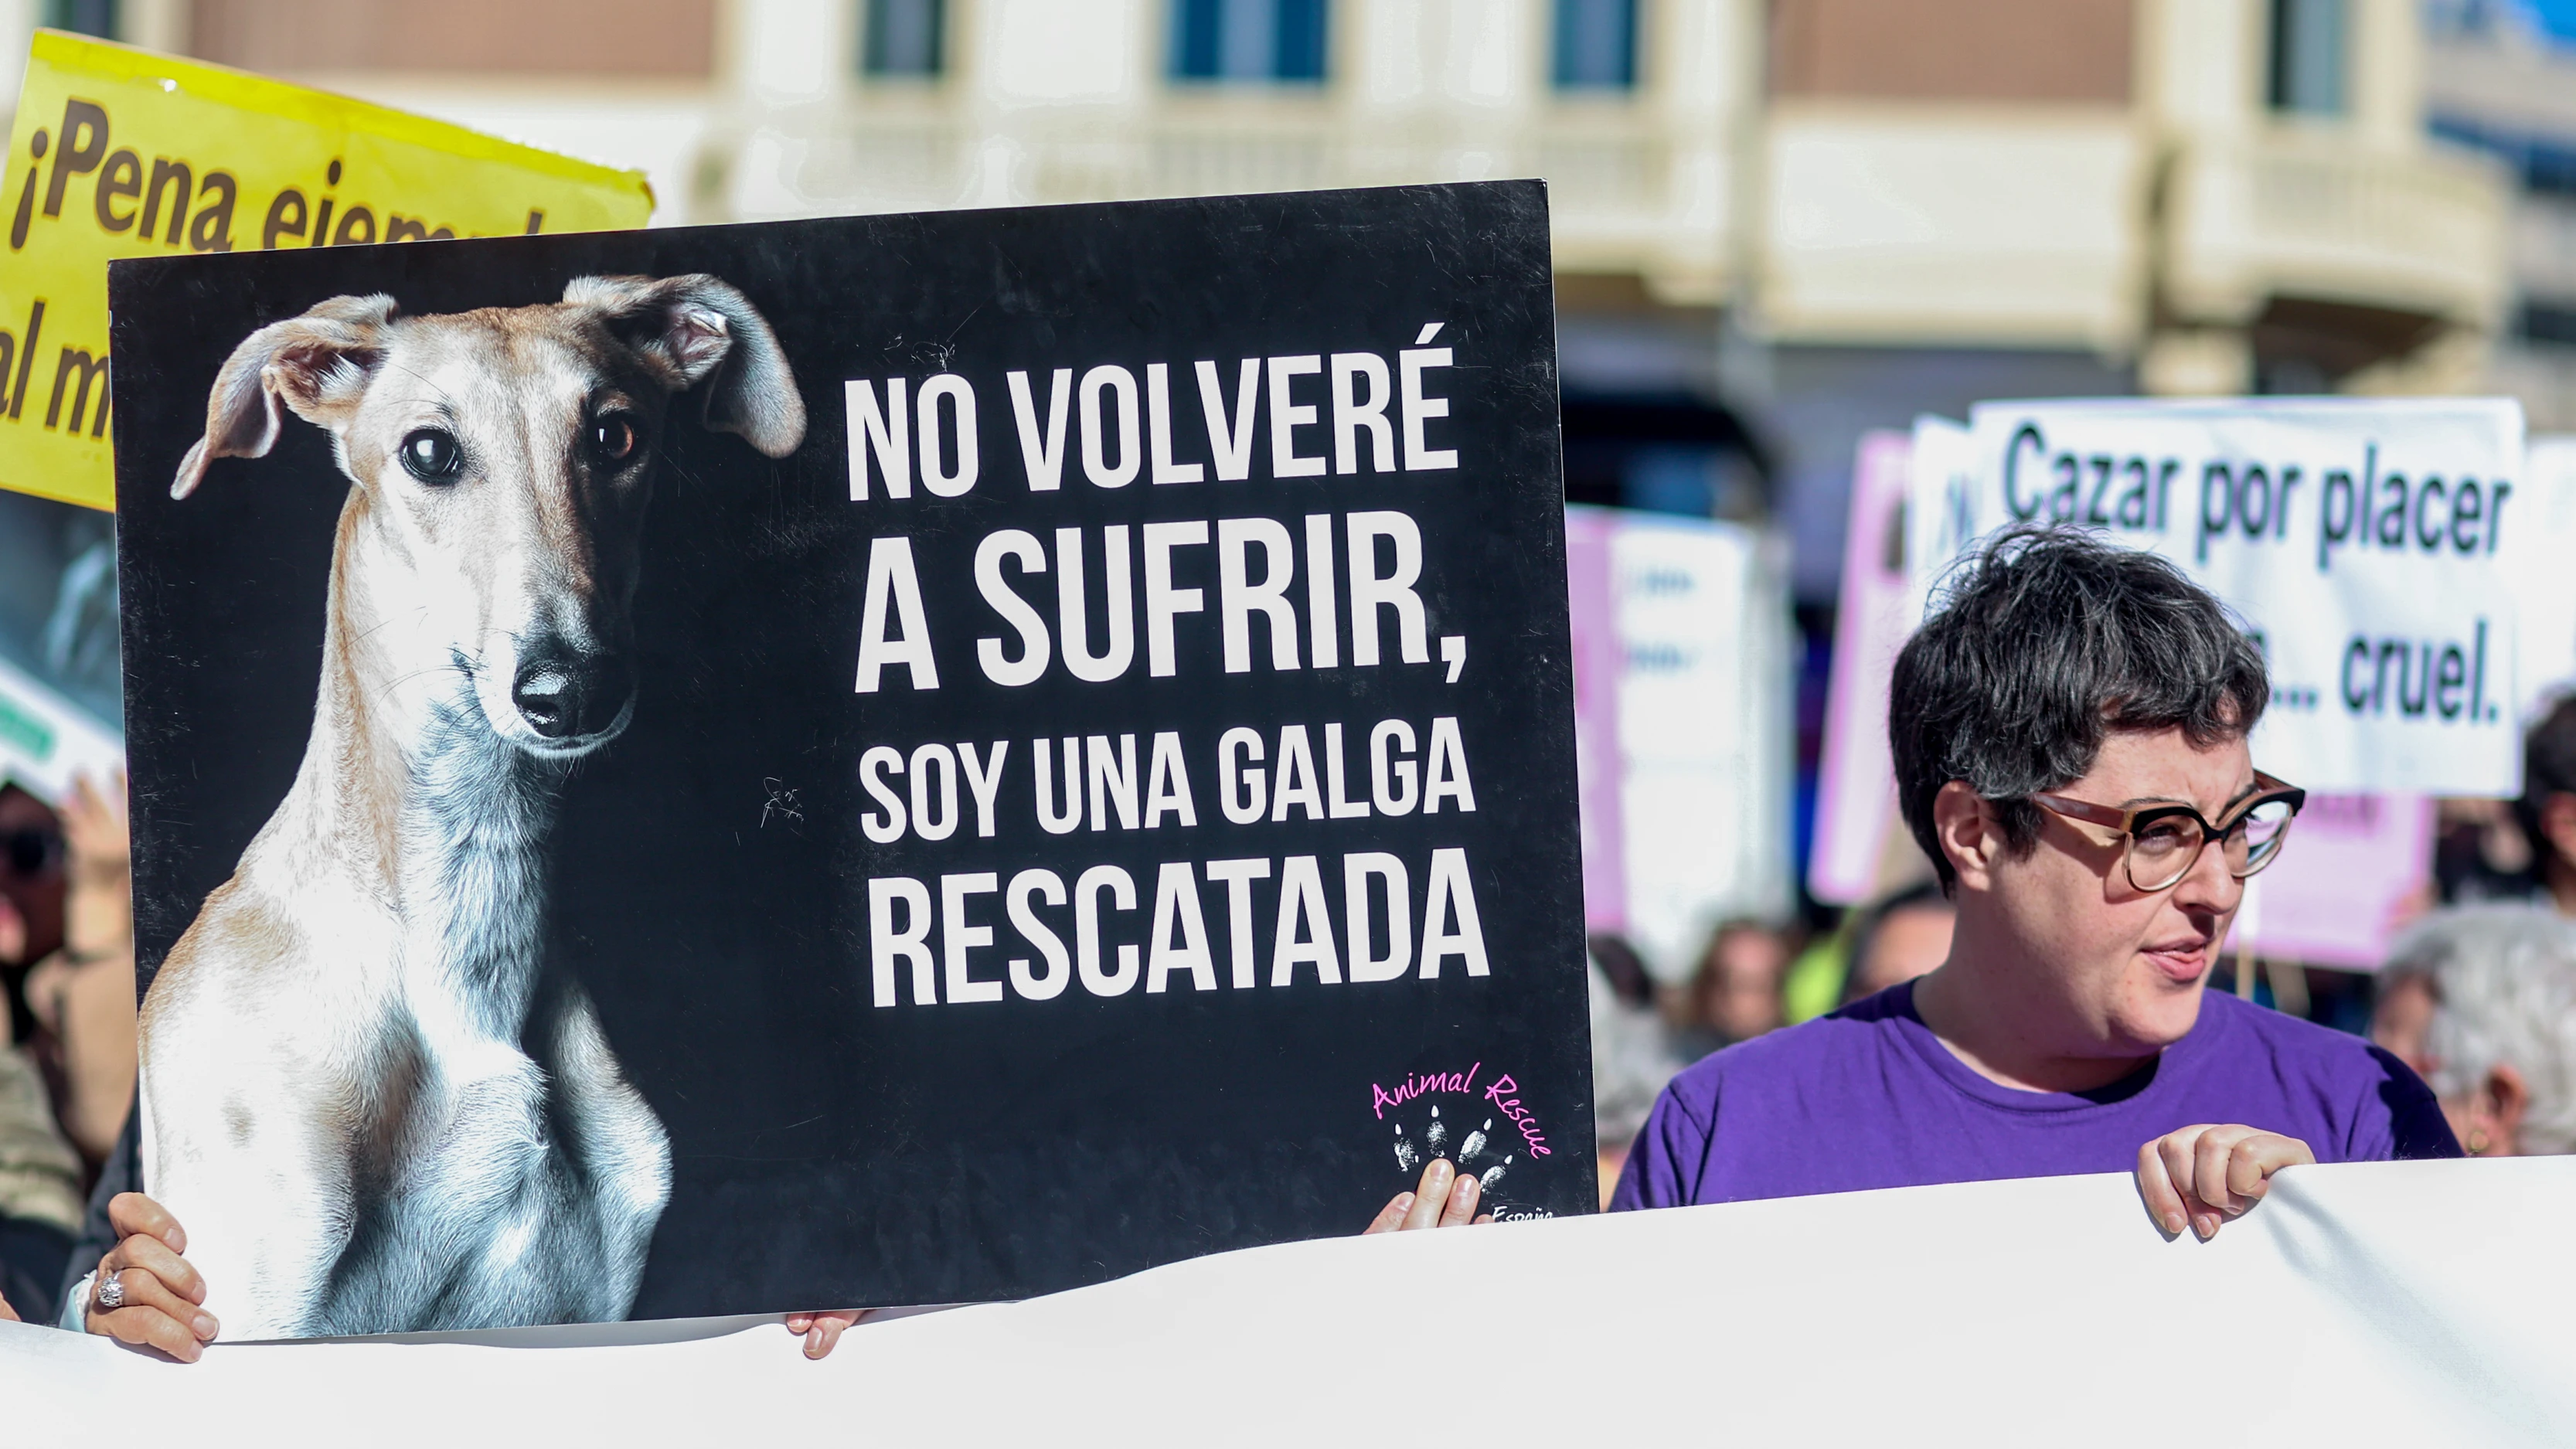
1611, 981, 2458, 1211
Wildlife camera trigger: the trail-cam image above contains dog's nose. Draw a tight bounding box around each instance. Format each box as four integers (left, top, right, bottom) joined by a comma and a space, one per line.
511, 665, 585, 740
511, 655, 631, 740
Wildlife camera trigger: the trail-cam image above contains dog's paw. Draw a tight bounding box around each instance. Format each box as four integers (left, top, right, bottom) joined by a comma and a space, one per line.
1383, 1108, 1513, 1194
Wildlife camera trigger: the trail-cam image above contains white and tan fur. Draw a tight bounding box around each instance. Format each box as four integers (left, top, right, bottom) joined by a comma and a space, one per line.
138, 275, 805, 1338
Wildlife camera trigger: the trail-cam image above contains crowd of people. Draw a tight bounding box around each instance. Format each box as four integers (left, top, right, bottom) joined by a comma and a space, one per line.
6, 526, 2576, 1362
1586, 887, 1958, 1202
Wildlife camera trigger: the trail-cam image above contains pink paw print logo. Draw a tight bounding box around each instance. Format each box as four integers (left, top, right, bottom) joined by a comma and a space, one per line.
1389, 1104, 1513, 1195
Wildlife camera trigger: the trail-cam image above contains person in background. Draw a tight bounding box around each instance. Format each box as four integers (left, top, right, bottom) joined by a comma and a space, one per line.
2373, 906, 2576, 1158
0, 775, 134, 1170
0, 974, 84, 1326
1588, 934, 1686, 1206
0, 778, 87, 1321
20, 773, 137, 1166
1838, 883, 1955, 1006
2432, 798, 2533, 906
1670, 919, 1790, 1061
1778, 883, 1949, 1026
1, 784, 67, 1043
2506, 696, 2576, 917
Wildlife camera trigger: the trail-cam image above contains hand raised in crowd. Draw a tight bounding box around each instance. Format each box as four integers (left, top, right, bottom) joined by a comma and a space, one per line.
84, 1192, 219, 1362
1364, 1155, 1493, 1233
2136, 1124, 2315, 1242
25, 770, 139, 1160
56, 770, 130, 931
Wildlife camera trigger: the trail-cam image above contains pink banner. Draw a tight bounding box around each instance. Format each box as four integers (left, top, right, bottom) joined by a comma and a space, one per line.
2237, 794, 2434, 971
1807, 431, 1914, 904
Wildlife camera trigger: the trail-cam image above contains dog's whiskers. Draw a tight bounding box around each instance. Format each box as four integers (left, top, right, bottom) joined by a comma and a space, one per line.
346, 603, 436, 649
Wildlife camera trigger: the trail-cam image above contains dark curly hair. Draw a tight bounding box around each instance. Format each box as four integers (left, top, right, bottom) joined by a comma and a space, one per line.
1890, 526, 2269, 891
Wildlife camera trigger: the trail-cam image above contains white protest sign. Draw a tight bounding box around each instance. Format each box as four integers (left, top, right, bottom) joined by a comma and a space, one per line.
1904, 413, 1975, 631
1570, 506, 1794, 976
2522, 435, 2576, 713
1917, 397, 2529, 796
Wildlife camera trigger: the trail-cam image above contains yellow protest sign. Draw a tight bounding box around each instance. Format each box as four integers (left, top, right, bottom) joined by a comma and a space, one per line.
0, 30, 655, 510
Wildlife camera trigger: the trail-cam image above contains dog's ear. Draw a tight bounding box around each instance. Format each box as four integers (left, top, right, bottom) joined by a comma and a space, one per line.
563, 274, 806, 459
172, 294, 397, 500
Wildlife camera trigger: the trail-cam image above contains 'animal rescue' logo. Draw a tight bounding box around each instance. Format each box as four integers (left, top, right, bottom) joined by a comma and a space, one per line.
1368, 1061, 1557, 1219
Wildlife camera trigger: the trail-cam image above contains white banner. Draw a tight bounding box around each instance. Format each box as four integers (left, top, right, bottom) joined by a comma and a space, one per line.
7, 1158, 2571, 1446
1914, 397, 2531, 796
2523, 435, 2576, 712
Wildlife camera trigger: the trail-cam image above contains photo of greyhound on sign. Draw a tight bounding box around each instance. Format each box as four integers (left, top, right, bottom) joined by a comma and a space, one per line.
136, 275, 805, 1338
111, 188, 1591, 1332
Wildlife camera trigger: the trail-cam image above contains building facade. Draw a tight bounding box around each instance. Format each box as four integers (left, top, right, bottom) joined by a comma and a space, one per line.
5, 2, 2502, 564
0, 0, 2516, 926
2424, 0, 2576, 432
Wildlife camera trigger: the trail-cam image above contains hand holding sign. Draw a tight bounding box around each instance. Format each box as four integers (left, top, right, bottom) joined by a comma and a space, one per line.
1363, 1155, 1496, 1233
82, 1192, 217, 1362
2135, 1124, 2316, 1242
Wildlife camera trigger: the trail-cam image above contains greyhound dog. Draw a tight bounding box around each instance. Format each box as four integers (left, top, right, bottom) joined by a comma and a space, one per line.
137, 275, 805, 1338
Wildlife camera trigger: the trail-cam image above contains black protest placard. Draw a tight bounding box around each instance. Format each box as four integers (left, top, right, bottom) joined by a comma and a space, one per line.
108, 181, 1590, 1335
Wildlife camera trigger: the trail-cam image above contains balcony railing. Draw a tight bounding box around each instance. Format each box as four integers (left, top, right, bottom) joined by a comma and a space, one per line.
738, 94, 1730, 303
2163, 132, 2511, 328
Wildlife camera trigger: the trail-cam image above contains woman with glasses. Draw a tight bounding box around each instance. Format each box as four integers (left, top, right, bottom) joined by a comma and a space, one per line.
1376, 526, 2459, 1242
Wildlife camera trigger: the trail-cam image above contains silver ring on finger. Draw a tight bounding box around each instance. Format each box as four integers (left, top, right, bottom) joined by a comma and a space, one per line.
95, 1269, 125, 1311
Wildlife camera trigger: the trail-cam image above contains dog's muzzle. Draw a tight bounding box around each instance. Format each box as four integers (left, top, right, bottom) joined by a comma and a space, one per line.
511, 652, 635, 743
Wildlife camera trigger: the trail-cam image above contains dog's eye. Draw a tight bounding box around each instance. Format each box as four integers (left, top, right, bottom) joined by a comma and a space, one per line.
397, 429, 463, 485
590, 416, 639, 468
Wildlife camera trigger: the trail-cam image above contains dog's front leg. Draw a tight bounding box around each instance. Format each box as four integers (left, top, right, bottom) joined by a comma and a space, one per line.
140, 871, 393, 1340
141, 1002, 361, 1340
529, 975, 672, 1321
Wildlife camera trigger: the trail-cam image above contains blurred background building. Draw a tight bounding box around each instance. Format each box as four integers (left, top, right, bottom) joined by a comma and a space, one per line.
0, 0, 2542, 933
2425, 0, 2576, 431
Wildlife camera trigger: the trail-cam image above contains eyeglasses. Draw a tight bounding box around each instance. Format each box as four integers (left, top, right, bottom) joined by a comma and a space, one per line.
3, 826, 63, 881
2030, 771, 2306, 893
